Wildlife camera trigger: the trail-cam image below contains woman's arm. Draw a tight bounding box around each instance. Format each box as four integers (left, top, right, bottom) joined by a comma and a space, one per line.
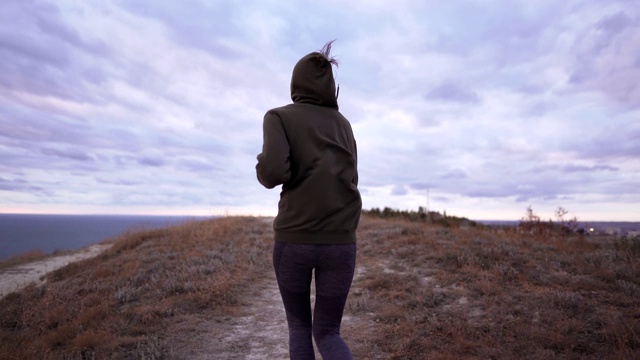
256, 112, 291, 189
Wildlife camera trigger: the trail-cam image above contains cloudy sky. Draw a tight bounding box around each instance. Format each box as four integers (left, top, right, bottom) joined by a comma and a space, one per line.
1, 0, 638, 221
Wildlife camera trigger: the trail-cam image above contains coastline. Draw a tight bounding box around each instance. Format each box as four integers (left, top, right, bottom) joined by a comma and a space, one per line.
0, 243, 112, 298
0, 214, 209, 259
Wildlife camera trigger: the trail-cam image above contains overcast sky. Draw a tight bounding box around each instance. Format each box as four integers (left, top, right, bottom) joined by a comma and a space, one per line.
1, 0, 638, 221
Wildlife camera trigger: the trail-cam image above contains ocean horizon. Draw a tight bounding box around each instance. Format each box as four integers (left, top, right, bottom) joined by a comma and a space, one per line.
1, 214, 638, 261
0, 214, 211, 260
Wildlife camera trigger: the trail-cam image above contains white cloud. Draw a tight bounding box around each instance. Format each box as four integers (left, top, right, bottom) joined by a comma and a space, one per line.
0, 0, 638, 220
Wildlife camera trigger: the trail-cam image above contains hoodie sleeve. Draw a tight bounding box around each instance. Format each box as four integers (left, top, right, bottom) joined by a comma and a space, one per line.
256, 111, 291, 189
352, 140, 359, 187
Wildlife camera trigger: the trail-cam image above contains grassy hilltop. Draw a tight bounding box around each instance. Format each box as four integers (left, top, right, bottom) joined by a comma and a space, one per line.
1, 214, 639, 359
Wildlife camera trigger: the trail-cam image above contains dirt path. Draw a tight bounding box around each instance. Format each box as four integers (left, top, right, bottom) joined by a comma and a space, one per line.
212, 277, 291, 359
167, 272, 296, 359
167, 270, 363, 359
0, 244, 112, 298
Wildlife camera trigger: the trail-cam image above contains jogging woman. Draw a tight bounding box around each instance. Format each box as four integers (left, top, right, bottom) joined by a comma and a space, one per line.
256, 40, 361, 360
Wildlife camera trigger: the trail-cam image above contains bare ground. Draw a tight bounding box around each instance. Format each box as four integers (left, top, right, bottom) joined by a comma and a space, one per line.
0, 244, 112, 298
165, 266, 375, 359
165, 270, 292, 359
163, 217, 344, 359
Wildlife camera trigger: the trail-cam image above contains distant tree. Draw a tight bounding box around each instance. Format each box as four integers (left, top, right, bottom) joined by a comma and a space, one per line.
555, 206, 579, 236
361, 206, 476, 227
382, 207, 395, 218
555, 207, 568, 223
519, 205, 580, 239
523, 206, 540, 223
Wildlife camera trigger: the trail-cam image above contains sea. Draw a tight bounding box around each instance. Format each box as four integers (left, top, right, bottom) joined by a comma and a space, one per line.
0, 214, 210, 260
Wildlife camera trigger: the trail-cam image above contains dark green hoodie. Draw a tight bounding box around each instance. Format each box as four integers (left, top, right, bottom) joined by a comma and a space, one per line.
256, 51, 361, 244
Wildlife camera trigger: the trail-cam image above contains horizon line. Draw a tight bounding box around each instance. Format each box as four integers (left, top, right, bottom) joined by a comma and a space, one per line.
1, 212, 637, 223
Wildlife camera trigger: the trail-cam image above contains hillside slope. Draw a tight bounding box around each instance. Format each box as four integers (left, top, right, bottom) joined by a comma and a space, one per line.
1, 216, 638, 359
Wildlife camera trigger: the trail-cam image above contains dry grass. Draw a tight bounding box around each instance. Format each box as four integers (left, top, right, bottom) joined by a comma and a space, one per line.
1, 215, 638, 359
0, 217, 272, 360
344, 216, 640, 359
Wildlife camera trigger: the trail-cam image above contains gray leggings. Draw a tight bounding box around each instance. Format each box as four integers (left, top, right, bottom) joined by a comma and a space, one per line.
273, 241, 356, 360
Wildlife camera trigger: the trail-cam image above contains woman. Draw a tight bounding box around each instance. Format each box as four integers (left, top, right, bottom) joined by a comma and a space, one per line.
256, 40, 361, 360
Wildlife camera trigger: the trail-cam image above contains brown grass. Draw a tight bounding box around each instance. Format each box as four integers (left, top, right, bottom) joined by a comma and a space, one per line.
344, 216, 640, 359
0, 217, 272, 359
1, 215, 638, 359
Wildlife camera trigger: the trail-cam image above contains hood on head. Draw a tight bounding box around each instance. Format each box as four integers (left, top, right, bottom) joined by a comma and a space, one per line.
290, 52, 339, 109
